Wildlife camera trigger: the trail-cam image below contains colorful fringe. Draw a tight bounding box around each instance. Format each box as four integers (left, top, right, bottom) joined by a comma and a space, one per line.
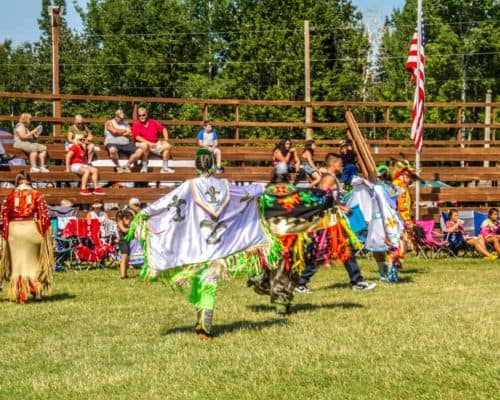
127, 211, 282, 290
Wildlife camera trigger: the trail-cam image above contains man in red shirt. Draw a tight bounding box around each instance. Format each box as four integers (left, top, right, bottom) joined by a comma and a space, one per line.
132, 107, 174, 173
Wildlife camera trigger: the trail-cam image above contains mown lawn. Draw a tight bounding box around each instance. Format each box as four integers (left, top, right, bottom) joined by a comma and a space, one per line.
0, 257, 498, 399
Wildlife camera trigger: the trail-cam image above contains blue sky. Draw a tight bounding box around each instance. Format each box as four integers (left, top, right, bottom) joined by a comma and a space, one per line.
0, 0, 405, 45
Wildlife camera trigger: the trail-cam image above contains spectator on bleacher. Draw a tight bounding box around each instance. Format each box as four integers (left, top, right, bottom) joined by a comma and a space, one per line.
66, 115, 99, 163
104, 109, 144, 173
13, 113, 49, 173
339, 139, 358, 186
197, 120, 223, 173
132, 107, 174, 173
65, 133, 105, 196
272, 138, 300, 173
0, 142, 15, 164
446, 209, 496, 260
294, 139, 321, 186
479, 207, 500, 255
116, 208, 134, 279
128, 197, 142, 215
86, 201, 108, 223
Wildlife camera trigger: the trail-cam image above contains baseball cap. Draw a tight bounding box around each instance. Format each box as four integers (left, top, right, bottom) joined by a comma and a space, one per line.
115, 109, 126, 119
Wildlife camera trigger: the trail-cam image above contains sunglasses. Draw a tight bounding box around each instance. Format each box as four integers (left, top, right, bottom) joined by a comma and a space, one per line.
138, 114, 147, 117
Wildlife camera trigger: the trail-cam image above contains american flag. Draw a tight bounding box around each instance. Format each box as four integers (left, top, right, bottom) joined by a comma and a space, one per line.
406, 23, 425, 153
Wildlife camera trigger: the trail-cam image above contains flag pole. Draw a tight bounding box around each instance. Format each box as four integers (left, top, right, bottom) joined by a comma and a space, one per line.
415, 0, 423, 221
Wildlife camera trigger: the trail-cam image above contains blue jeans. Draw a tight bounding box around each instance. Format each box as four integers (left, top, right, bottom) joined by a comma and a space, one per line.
298, 251, 364, 287
341, 163, 358, 185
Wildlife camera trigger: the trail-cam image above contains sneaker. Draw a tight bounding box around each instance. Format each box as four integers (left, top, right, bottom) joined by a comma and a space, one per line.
40, 166, 50, 173
215, 167, 224, 174
0, 153, 15, 162
195, 326, 214, 340
140, 165, 148, 173
351, 281, 377, 291
294, 285, 311, 294
79, 189, 92, 196
160, 167, 175, 174
30, 167, 40, 173
93, 188, 105, 195
275, 304, 291, 316
484, 254, 498, 261
117, 166, 131, 174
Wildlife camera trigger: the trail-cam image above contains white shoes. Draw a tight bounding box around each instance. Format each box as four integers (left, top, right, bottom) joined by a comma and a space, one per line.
160, 167, 175, 174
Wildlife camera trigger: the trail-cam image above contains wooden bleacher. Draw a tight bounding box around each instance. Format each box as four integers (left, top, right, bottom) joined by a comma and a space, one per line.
0, 91, 498, 219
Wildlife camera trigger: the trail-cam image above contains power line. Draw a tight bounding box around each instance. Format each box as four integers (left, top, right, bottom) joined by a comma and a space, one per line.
0, 51, 498, 68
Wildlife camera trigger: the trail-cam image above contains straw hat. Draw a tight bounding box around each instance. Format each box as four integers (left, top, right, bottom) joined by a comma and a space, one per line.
91, 201, 103, 208
60, 199, 73, 207
392, 160, 416, 180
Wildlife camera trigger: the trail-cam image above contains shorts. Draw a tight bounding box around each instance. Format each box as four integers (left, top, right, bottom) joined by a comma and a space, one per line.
341, 163, 358, 185
301, 163, 317, 176
14, 141, 47, 154
70, 163, 85, 173
118, 233, 130, 255
105, 143, 138, 155
150, 141, 171, 156
202, 146, 221, 155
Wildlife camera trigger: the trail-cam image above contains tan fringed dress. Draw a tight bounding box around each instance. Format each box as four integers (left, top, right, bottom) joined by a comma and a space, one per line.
0, 185, 53, 303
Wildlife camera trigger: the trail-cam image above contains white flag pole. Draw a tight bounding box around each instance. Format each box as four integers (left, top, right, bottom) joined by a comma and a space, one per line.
415, 0, 423, 221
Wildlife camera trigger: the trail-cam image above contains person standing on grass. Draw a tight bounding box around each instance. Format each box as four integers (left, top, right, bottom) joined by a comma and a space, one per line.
13, 113, 49, 173
116, 208, 134, 279
132, 107, 175, 174
65, 133, 105, 196
294, 139, 321, 186
127, 149, 275, 339
248, 162, 343, 315
0, 171, 53, 303
197, 121, 224, 174
479, 208, 500, 255
295, 153, 376, 293
104, 109, 144, 173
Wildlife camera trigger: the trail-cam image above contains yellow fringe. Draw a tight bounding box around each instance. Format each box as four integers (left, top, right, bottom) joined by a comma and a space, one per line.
2, 228, 54, 303
0, 241, 12, 281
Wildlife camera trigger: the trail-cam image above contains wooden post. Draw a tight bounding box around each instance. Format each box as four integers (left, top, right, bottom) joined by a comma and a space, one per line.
456, 107, 462, 142
234, 104, 240, 140
304, 21, 313, 140
202, 103, 209, 122
132, 102, 138, 121
384, 106, 390, 140
48, 6, 62, 136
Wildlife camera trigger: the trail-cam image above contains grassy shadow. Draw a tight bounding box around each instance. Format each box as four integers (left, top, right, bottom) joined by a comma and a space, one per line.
248, 302, 363, 314
41, 293, 77, 302
161, 318, 289, 336
318, 282, 352, 291
399, 268, 426, 274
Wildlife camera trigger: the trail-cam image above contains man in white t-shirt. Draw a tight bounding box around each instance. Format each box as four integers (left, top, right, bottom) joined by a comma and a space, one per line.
197, 120, 223, 173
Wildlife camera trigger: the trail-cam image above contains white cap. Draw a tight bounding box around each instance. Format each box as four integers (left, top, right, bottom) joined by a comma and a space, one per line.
128, 197, 141, 206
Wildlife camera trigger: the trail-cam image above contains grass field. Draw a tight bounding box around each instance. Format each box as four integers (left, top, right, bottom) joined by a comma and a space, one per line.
0, 257, 498, 399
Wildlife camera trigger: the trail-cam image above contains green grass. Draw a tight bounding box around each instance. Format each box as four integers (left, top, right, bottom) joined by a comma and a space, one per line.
0, 258, 498, 399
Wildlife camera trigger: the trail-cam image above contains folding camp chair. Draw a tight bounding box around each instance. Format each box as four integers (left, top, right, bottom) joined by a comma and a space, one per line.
48, 205, 78, 270
60, 219, 116, 269
414, 220, 455, 259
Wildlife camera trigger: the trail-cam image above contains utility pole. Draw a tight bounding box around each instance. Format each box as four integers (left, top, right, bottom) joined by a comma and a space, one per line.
48, 5, 63, 136
304, 20, 313, 140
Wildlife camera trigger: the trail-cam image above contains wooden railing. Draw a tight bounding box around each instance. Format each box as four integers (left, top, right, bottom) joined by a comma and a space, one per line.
0, 91, 498, 140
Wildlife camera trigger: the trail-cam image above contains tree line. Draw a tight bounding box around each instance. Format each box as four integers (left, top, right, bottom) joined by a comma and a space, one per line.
0, 0, 497, 140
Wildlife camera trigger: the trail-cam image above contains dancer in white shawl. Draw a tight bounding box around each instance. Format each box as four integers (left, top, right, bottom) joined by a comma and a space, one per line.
128, 149, 279, 339
346, 165, 406, 282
